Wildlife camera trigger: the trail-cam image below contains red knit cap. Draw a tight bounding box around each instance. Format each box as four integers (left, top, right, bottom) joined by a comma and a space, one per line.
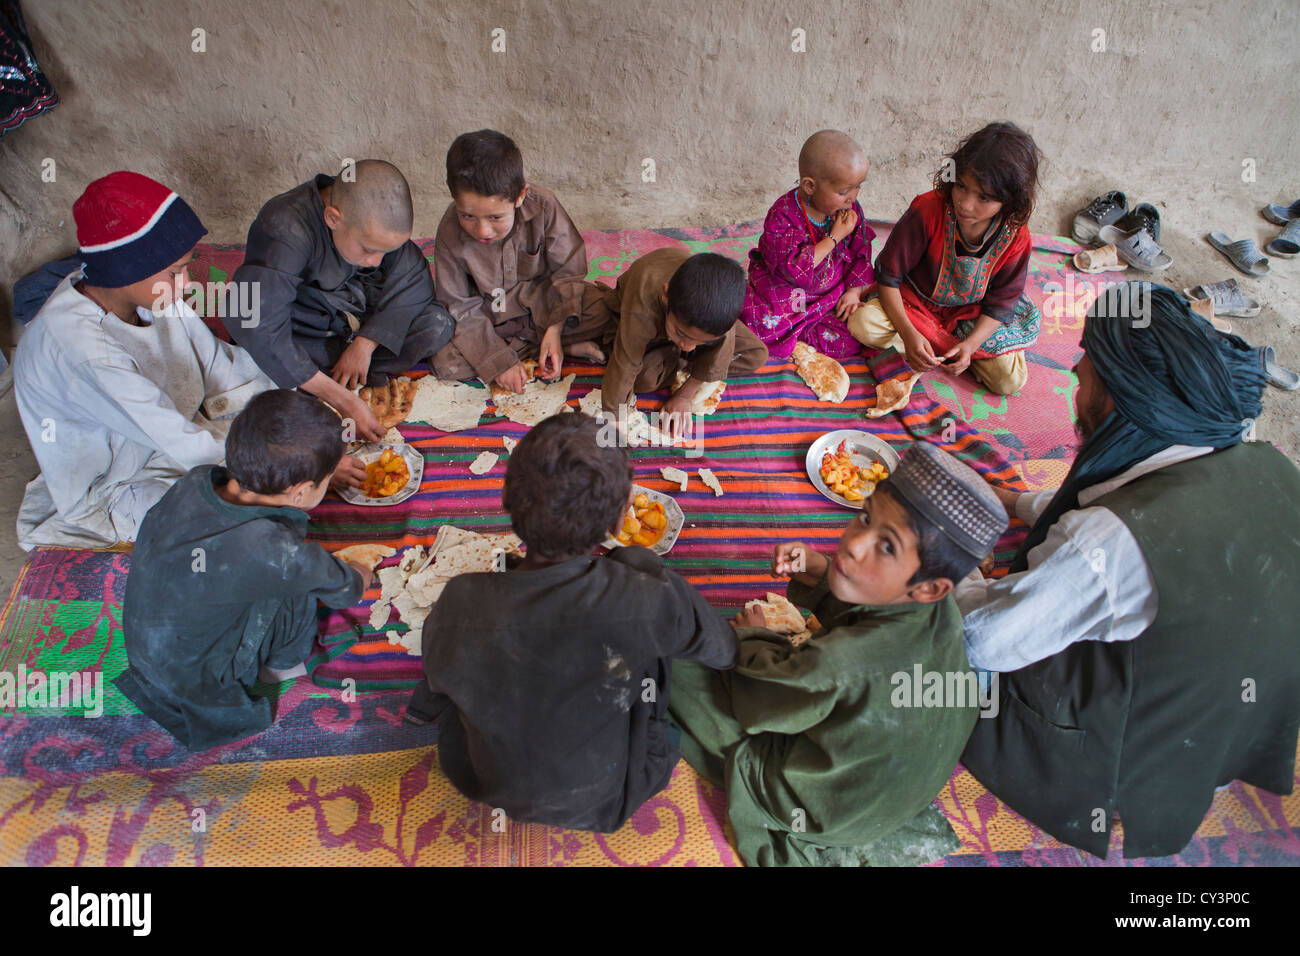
73, 171, 206, 288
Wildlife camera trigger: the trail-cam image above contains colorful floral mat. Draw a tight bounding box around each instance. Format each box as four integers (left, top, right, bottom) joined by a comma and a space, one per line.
1, 224, 1296, 866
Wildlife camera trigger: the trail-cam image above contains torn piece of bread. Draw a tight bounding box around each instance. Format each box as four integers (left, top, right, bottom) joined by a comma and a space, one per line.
793, 343, 850, 404
333, 543, 398, 570
469, 451, 499, 475
865, 373, 922, 418
744, 592, 807, 635
407, 377, 489, 432
503, 436, 518, 454
671, 370, 727, 415
368, 598, 392, 631
387, 629, 422, 657
699, 467, 724, 496
660, 466, 689, 492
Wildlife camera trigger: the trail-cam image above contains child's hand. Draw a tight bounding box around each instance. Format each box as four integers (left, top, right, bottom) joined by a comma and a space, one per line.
332, 336, 377, 390
344, 395, 385, 442
940, 341, 977, 376
901, 329, 942, 372
830, 207, 859, 243
659, 391, 694, 441
772, 542, 827, 585
538, 325, 564, 381
834, 288, 864, 320
732, 604, 768, 630
495, 362, 529, 395
346, 560, 375, 592
330, 454, 367, 492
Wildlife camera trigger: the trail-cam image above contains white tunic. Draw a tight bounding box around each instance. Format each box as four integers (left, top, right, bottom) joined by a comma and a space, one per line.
13, 273, 275, 550
955, 445, 1214, 672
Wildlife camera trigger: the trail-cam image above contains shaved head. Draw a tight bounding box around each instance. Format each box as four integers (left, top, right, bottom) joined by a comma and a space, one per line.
798, 130, 867, 182
330, 159, 413, 236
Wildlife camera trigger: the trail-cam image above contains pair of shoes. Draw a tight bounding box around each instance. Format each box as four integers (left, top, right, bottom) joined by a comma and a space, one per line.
1073, 192, 1173, 271
1260, 201, 1300, 258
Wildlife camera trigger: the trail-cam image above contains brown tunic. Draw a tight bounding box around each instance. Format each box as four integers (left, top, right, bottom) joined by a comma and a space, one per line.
433, 184, 589, 383
592, 248, 767, 413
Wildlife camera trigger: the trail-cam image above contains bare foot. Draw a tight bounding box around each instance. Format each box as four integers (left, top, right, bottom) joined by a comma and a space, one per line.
565, 340, 606, 364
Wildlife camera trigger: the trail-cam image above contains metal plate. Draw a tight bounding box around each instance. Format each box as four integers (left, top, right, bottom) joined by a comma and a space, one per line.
604, 484, 685, 556
339, 443, 424, 507
805, 430, 901, 510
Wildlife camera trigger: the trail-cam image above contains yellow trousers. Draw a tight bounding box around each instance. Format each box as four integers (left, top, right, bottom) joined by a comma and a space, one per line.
846, 298, 1028, 395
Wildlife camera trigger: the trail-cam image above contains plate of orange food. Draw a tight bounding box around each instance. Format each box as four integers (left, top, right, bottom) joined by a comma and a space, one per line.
340, 443, 424, 506
604, 485, 685, 556
805, 430, 900, 509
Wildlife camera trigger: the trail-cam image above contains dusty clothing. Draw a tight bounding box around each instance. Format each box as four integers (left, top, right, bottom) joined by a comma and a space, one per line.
116, 466, 364, 752
962, 441, 1300, 858
740, 189, 875, 360
13, 273, 273, 550
586, 247, 770, 412
420, 546, 737, 833
431, 184, 601, 384
670, 571, 977, 867
226, 174, 454, 389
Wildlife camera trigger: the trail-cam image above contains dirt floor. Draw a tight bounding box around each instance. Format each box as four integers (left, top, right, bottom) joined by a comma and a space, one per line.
0, 182, 1296, 598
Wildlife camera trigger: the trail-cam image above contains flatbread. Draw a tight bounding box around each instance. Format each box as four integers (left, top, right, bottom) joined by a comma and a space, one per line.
368, 598, 392, 631
745, 592, 806, 635
671, 371, 726, 415
492, 373, 576, 426
387, 629, 422, 657
358, 377, 418, 429
865, 373, 922, 418
391, 591, 431, 631
469, 451, 499, 475
503, 436, 518, 454
660, 466, 689, 492
792, 343, 850, 404
333, 543, 397, 570
699, 468, 724, 497
398, 545, 429, 576
577, 388, 606, 419
407, 377, 489, 432
377, 565, 408, 602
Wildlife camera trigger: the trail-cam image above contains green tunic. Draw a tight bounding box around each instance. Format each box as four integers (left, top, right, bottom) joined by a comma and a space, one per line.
670, 573, 977, 866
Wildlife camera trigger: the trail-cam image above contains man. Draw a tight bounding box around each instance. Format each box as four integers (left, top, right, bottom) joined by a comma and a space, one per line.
957, 283, 1300, 858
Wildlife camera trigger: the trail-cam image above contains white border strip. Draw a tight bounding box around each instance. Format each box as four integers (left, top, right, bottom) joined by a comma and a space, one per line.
79, 191, 180, 253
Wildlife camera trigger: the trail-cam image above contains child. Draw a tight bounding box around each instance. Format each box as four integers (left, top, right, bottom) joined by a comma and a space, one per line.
115, 390, 371, 752
228, 159, 454, 448
431, 130, 609, 393
740, 129, 876, 359
409, 414, 737, 833
669, 441, 1009, 866
585, 248, 769, 434
13, 171, 275, 551
847, 122, 1042, 395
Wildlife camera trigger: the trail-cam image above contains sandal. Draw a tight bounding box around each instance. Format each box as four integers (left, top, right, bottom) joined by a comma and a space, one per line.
1072, 190, 1128, 244
1262, 200, 1300, 225
1182, 279, 1261, 318
1265, 220, 1300, 258
1205, 232, 1270, 276
1098, 222, 1173, 272
1259, 346, 1299, 391
1073, 243, 1128, 274
1187, 296, 1231, 334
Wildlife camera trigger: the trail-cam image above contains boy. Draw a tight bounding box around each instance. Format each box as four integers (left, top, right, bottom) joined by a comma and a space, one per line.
669, 441, 1008, 866
116, 390, 371, 752
227, 159, 454, 449
431, 129, 608, 393
14, 171, 275, 551
409, 414, 737, 832
586, 248, 770, 436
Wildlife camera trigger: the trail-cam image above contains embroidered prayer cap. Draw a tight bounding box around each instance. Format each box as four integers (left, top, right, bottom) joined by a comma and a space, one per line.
73, 171, 207, 288
888, 441, 1008, 560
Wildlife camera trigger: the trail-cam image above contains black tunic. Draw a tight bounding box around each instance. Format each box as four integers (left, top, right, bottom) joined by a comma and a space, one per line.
421, 546, 737, 832
227, 174, 452, 388
116, 466, 364, 751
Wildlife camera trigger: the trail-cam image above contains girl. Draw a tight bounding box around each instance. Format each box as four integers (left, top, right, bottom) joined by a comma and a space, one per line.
739, 129, 876, 360
848, 122, 1043, 394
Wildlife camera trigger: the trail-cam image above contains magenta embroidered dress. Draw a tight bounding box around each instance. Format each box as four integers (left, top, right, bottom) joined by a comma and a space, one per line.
740, 189, 876, 359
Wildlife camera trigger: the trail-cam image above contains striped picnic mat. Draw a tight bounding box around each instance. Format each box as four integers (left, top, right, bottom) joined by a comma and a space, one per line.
310, 348, 1028, 690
